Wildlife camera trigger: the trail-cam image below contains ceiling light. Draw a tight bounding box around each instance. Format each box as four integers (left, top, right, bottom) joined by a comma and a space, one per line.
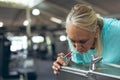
59, 35, 67, 41
23, 20, 29, 26
0, 22, 4, 27
32, 9, 40, 16
50, 17, 62, 24
0, 0, 44, 8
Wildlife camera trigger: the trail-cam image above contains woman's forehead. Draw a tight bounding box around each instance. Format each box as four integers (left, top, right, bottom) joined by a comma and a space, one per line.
66, 24, 93, 39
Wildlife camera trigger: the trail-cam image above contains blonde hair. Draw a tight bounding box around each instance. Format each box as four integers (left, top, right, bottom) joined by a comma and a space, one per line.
66, 4, 102, 56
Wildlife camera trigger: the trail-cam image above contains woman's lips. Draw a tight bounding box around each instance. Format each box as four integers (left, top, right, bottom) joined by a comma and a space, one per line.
78, 49, 87, 53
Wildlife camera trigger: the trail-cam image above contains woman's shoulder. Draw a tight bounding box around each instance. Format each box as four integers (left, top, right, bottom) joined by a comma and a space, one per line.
102, 17, 120, 28
101, 17, 120, 34
101, 17, 120, 44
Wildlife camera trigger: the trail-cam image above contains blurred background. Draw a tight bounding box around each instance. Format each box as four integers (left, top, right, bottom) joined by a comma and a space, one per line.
0, 0, 120, 80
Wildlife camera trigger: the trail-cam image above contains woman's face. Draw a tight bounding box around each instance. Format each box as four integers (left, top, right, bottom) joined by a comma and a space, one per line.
66, 23, 97, 53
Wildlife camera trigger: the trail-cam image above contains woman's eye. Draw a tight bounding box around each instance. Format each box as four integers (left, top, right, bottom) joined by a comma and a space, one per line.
79, 40, 87, 44
71, 40, 75, 43
70, 39, 89, 44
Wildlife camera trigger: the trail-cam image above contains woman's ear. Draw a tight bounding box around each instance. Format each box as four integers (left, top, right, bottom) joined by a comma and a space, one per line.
95, 26, 100, 38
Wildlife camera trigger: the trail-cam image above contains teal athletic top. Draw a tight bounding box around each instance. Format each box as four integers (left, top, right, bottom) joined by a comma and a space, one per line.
67, 18, 120, 64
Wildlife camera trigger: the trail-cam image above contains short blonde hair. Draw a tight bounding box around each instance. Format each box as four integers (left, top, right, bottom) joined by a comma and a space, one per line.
66, 4, 102, 56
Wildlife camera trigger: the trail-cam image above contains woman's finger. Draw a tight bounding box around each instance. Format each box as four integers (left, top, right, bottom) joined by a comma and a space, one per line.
52, 62, 60, 70
57, 53, 65, 57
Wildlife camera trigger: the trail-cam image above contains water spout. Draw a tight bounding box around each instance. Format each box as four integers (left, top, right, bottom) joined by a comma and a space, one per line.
89, 55, 102, 71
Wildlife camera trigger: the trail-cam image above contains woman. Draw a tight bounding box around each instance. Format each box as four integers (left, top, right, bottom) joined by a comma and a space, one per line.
52, 4, 120, 74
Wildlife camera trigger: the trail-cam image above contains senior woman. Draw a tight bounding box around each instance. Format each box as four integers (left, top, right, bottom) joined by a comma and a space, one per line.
52, 4, 120, 74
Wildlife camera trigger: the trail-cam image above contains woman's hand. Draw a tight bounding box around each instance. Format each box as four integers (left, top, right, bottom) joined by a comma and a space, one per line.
52, 53, 66, 74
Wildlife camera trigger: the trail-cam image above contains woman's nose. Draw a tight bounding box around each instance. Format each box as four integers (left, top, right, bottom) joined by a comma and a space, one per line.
73, 42, 82, 50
